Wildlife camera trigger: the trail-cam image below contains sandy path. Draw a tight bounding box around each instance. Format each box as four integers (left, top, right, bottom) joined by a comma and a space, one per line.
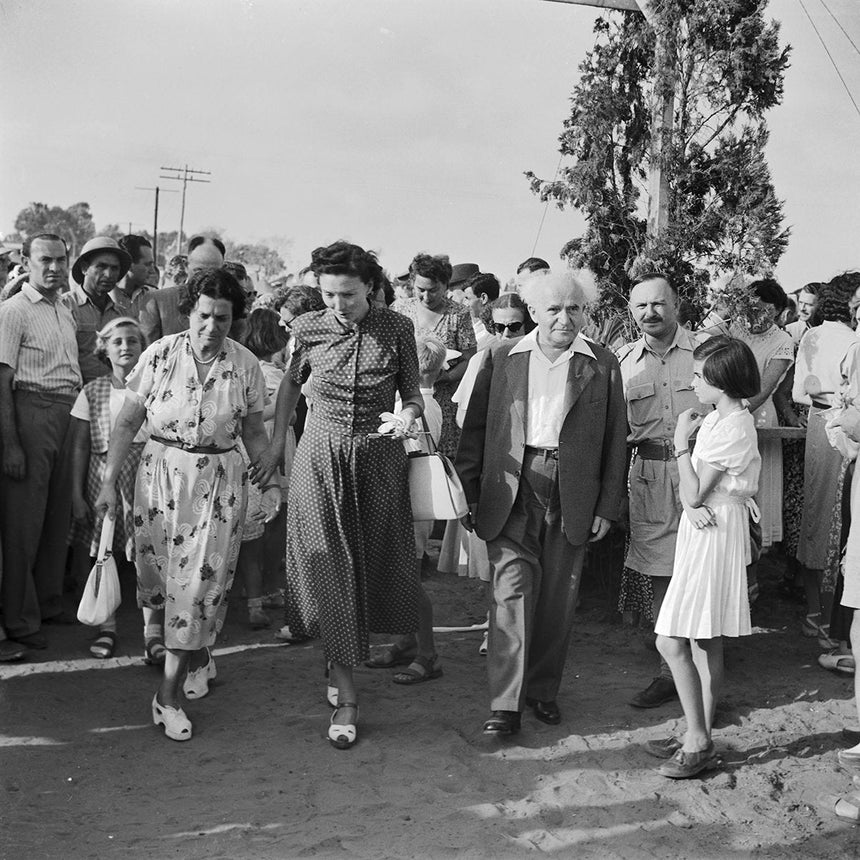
2, 557, 859, 859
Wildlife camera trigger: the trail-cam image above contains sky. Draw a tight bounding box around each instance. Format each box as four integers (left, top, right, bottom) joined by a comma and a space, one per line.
1, 0, 859, 287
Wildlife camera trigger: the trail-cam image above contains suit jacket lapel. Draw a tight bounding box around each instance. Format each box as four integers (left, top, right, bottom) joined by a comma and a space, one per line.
562, 352, 595, 415
505, 349, 529, 431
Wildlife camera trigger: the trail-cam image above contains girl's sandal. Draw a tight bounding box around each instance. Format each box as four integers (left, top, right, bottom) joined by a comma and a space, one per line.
90, 630, 117, 659
144, 638, 167, 666
392, 654, 443, 685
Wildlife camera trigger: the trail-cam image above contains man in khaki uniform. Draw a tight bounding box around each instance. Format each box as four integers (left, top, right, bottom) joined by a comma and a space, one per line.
617, 273, 701, 708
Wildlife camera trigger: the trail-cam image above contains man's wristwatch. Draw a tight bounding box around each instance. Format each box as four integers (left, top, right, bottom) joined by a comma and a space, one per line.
674, 448, 690, 459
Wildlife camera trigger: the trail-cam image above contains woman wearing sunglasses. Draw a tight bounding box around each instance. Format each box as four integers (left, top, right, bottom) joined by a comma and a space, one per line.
442, 292, 536, 639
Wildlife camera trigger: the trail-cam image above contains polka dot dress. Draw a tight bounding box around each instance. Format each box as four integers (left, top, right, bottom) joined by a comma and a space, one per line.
285, 306, 421, 666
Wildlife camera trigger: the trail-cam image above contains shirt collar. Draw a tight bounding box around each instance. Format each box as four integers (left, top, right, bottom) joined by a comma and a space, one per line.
22, 282, 51, 304
629, 323, 695, 363
70, 283, 115, 308
508, 328, 596, 361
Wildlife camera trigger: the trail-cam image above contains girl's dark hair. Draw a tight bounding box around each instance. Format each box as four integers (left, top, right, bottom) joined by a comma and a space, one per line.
749, 278, 787, 312
693, 335, 761, 400
409, 253, 453, 287
178, 268, 247, 319
488, 292, 535, 333
311, 241, 384, 287
273, 284, 325, 316
818, 273, 859, 324
242, 308, 288, 358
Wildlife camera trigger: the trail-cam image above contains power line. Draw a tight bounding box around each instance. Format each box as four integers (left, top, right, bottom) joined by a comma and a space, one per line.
799, 0, 860, 122
819, 0, 860, 59
159, 165, 211, 255
531, 151, 564, 256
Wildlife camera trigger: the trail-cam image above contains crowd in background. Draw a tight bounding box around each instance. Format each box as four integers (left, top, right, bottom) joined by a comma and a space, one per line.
1, 233, 859, 804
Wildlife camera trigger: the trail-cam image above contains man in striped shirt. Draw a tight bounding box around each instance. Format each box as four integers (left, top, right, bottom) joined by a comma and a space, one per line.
0, 233, 82, 651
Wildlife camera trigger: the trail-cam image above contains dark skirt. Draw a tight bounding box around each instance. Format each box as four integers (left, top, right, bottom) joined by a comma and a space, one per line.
285, 420, 419, 665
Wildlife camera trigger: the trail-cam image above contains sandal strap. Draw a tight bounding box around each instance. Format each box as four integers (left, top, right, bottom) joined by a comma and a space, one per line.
402, 654, 437, 675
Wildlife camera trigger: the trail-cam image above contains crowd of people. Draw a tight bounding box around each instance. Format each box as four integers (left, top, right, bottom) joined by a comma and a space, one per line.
1, 232, 859, 816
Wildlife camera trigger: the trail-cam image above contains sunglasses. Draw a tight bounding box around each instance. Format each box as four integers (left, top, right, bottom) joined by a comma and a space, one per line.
493, 321, 523, 334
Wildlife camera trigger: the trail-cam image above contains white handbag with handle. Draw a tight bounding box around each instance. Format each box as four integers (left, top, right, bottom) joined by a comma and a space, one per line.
77, 516, 122, 627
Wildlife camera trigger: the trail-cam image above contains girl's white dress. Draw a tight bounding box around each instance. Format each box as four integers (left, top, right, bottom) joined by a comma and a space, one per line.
655, 408, 761, 639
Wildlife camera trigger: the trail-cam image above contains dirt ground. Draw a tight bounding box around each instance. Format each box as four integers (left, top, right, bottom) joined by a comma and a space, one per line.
2, 547, 859, 860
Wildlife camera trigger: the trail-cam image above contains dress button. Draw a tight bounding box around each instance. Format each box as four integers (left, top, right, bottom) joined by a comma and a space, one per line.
515, 470, 521, 478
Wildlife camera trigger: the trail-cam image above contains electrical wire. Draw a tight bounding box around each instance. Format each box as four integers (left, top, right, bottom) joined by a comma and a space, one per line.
531, 151, 564, 256
799, 0, 860, 121
819, 0, 860, 59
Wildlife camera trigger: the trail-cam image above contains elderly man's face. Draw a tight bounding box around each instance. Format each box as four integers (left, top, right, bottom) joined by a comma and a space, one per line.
82, 251, 122, 296
629, 278, 679, 340
528, 283, 584, 349
187, 243, 224, 275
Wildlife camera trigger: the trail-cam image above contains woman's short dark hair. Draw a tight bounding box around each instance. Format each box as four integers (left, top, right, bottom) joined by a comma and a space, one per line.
273, 284, 325, 316
311, 241, 384, 287
178, 268, 247, 319
516, 257, 549, 275
693, 335, 761, 400
749, 278, 787, 312
242, 308, 288, 358
488, 292, 535, 333
817, 274, 856, 324
409, 253, 453, 287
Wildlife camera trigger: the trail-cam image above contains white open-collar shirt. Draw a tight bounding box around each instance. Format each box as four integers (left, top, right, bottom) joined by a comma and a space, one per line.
508, 329, 595, 448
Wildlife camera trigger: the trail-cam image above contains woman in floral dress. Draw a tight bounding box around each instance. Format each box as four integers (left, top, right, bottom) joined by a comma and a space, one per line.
392, 253, 476, 457
95, 269, 276, 742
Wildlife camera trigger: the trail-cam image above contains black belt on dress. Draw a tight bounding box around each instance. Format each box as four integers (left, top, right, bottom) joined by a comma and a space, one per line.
634, 439, 673, 461
151, 436, 236, 455
524, 445, 559, 461
810, 399, 830, 410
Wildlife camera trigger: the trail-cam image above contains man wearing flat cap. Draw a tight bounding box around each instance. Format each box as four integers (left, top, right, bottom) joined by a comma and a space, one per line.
68, 236, 130, 382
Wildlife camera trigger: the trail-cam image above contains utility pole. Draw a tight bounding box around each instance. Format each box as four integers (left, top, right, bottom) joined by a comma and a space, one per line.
136, 185, 179, 262
159, 164, 211, 255
542, 0, 674, 241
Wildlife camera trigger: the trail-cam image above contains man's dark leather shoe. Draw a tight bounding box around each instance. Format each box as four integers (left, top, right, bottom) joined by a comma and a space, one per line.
482, 710, 521, 736
526, 698, 561, 725
629, 677, 677, 709
11, 631, 47, 650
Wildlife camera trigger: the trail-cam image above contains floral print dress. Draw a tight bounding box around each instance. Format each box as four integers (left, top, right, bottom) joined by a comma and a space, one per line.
126, 333, 266, 650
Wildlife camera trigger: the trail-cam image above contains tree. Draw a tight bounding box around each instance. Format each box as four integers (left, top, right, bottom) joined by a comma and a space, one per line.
526, 0, 791, 322
12, 201, 96, 258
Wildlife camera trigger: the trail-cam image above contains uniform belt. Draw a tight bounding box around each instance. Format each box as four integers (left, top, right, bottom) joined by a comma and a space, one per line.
151, 436, 236, 455
635, 439, 673, 461
524, 445, 559, 460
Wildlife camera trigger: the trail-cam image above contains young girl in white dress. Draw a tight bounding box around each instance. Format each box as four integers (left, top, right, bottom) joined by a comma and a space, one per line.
653, 335, 762, 779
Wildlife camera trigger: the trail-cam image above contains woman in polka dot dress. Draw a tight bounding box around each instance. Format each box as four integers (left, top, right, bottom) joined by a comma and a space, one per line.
256, 241, 424, 749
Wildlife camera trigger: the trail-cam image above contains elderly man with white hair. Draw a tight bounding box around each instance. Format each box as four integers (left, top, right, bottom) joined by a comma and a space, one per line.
456, 270, 627, 735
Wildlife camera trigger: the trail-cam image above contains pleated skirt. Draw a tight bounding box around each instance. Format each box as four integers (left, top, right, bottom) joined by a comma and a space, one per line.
654, 502, 752, 639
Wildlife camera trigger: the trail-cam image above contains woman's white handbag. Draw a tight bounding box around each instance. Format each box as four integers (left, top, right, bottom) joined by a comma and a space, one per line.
408, 416, 469, 521
77, 515, 122, 627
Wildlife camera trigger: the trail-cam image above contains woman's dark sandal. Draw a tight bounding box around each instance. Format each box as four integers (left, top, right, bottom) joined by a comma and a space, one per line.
328, 703, 358, 750
820, 793, 860, 824
656, 743, 719, 778
392, 654, 443, 685
90, 631, 117, 659
364, 644, 417, 669
144, 638, 166, 666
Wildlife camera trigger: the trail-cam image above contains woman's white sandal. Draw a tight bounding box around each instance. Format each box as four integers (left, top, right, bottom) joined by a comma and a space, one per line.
328, 703, 358, 749
152, 693, 192, 741
183, 648, 217, 699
